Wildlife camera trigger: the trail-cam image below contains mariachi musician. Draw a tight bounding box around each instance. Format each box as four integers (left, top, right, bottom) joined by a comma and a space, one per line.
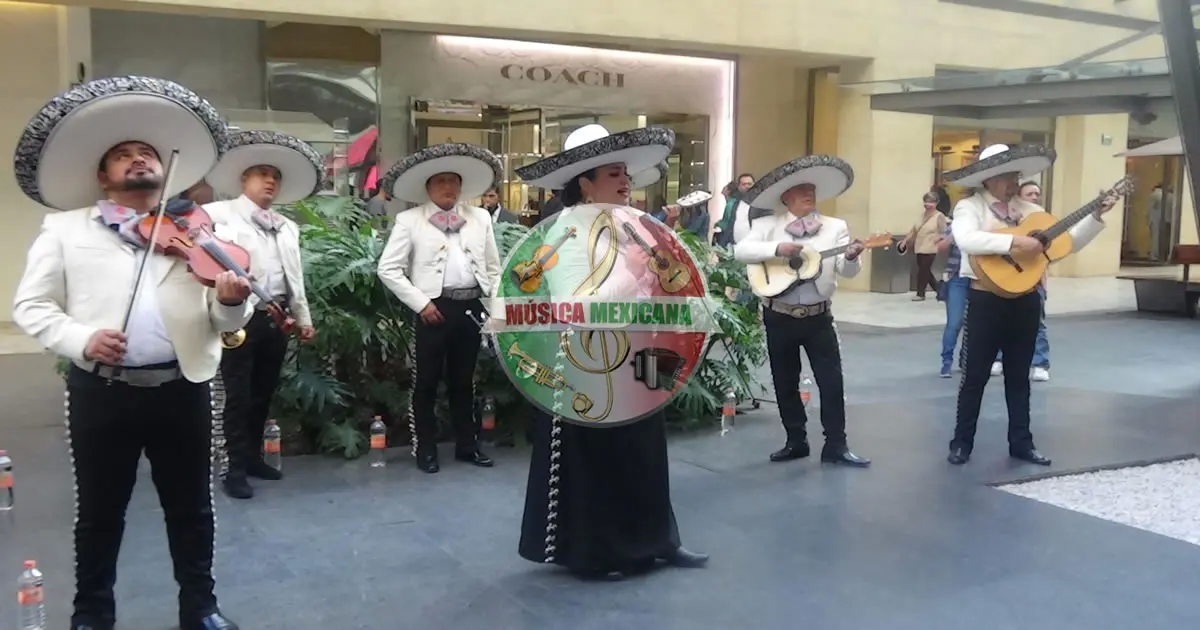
11, 76, 250, 630
203, 131, 321, 499
376, 143, 503, 473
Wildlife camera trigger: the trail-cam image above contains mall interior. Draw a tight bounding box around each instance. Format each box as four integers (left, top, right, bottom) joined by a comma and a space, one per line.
0, 0, 1194, 315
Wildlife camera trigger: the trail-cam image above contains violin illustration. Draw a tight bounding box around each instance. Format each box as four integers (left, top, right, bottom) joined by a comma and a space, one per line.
511, 226, 578, 293
620, 221, 692, 294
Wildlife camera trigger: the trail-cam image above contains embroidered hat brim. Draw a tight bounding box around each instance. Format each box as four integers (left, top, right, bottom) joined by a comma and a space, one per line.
631, 161, 668, 190
382, 143, 502, 204
744, 155, 855, 212
206, 130, 323, 205
516, 127, 675, 190
13, 76, 227, 211
943, 144, 1056, 188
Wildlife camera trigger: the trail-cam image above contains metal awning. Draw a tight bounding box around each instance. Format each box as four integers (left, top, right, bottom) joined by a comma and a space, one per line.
1117, 135, 1183, 157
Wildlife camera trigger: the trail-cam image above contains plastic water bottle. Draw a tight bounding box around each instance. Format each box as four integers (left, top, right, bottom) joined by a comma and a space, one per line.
481, 397, 496, 445
720, 388, 736, 436
262, 420, 282, 472
369, 416, 387, 468
0, 450, 13, 511
800, 374, 814, 408
17, 560, 45, 630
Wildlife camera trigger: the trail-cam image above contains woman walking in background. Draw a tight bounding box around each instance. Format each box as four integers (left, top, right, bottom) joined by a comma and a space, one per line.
899, 192, 948, 301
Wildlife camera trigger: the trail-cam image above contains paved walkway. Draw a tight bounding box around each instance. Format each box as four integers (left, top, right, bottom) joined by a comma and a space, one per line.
1, 312, 1198, 629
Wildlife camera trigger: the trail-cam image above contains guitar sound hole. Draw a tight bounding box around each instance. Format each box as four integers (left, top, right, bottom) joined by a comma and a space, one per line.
788, 259, 804, 270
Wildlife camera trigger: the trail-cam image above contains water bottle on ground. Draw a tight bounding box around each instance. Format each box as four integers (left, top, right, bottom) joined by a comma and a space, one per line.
800, 373, 814, 408
262, 420, 282, 472
481, 397, 496, 445
0, 450, 13, 511
721, 388, 736, 436
369, 416, 387, 468
17, 560, 45, 630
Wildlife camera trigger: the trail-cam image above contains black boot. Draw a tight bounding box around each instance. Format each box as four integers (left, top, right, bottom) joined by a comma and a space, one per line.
820, 444, 871, 467
181, 612, 239, 630
769, 441, 810, 462
221, 475, 253, 500
247, 459, 282, 481
947, 447, 970, 465
417, 451, 440, 474
1011, 448, 1051, 466
665, 547, 709, 568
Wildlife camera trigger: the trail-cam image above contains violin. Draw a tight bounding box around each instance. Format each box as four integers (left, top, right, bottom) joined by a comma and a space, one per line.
135, 199, 296, 333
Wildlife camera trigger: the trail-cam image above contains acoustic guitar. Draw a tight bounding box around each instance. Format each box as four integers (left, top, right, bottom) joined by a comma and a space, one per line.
747, 232, 894, 298
970, 176, 1133, 298
511, 226, 578, 293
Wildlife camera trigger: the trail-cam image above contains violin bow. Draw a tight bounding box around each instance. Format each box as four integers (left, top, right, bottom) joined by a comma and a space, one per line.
109, 148, 180, 380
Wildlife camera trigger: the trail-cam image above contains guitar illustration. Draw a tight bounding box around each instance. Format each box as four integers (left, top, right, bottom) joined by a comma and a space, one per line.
747, 232, 893, 298
511, 226, 578, 293
970, 176, 1133, 297
620, 221, 693, 294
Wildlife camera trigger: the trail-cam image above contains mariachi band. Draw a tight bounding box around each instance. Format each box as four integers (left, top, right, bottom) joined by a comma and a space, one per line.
9, 74, 1120, 627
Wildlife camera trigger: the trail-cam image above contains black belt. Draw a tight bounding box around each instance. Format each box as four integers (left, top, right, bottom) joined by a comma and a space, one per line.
256, 296, 289, 312
76, 360, 183, 387
440, 287, 483, 301
764, 299, 831, 319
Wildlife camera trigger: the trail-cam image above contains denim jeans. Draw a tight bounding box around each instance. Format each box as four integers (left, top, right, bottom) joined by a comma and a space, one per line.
995, 285, 1050, 369
941, 276, 971, 369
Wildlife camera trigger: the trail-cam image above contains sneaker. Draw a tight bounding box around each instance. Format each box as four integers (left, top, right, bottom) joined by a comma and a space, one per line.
1031, 367, 1050, 382
940, 364, 952, 378
990, 362, 1003, 377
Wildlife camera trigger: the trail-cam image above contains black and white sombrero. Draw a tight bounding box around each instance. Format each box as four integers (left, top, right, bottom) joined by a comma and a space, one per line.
206, 130, 323, 205
516, 124, 674, 190
943, 144, 1056, 188
744, 154, 855, 212
631, 161, 668, 190
381, 143, 502, 205
13, 76, 227, 211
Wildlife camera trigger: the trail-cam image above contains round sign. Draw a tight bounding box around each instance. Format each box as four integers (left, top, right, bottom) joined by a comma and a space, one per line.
485, 204, 718, 427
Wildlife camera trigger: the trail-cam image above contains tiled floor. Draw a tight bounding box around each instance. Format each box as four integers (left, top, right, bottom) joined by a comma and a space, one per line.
1, 312, 1198, 629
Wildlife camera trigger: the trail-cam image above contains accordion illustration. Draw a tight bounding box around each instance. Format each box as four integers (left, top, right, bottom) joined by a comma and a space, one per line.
630, 348, 687, 392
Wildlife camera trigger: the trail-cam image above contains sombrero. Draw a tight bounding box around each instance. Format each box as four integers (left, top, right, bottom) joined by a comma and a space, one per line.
381, 143, 502, 205
943, 144, 1055, 188
13, 76, 227, 211
631, 161, 668, 190
206, 130, 323, 205
516, 124, 674, 190
744, 155, 855, 212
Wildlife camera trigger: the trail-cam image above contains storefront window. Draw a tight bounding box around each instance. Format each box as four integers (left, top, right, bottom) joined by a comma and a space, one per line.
1123, 104, 1184, 265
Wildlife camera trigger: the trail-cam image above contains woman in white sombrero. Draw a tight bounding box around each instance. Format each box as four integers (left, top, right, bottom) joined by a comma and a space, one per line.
201, 130, 322, 500
376, 143, 503, 474
946, 143, 1117, 468
11, 76, 250, 630
734, 155, 872, 469
515, 124, 709, 580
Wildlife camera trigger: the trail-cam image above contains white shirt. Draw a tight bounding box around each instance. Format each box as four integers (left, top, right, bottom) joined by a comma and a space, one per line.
233, 196, 288, 298
442, 227, 479, 290
122, 252, 177, 366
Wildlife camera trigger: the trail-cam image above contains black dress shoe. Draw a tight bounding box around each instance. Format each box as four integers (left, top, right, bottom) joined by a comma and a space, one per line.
820, 446, 871, 467
181, 612, 239, 630
455, 449, 494, 467
769, 442, 810, 462
1011, 449, 1051, 466
247, 459, 283, 480
221, 475, 253, 499
947, 448, 970, 465
665, 547, 709, 568
417, 453, 440, 473
71, 623, 110, 630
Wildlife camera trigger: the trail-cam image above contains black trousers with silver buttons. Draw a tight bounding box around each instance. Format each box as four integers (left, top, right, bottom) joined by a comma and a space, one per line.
763, 308, 849, 448
411, 296, 483, 455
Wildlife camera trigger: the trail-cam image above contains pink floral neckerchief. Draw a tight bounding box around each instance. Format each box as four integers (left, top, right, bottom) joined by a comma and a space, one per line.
784, 212, 823, 239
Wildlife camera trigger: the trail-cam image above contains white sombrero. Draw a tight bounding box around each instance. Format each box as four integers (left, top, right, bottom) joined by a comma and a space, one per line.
381, 143, 502, 205
631, 161, 668, 190
516, 124, 674, 190
744, 155, 855, 212
13, 76, 227, 211
943, 144, 1056, 188
206, 130, 323, 205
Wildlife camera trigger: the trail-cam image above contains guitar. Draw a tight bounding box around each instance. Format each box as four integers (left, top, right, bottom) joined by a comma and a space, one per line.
747, 232, 894, 298
970, 176, 1133, 298
511, 226, 578, 293
620, 221, 693, 293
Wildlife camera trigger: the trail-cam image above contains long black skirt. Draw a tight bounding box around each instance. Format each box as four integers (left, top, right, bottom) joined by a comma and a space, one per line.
518, 409, 682, 575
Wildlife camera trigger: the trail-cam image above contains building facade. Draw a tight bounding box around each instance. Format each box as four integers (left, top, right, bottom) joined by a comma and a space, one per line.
0, 0, 1189, 317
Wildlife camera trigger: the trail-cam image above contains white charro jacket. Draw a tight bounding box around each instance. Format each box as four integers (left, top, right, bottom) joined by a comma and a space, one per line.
734, 211, 860, 300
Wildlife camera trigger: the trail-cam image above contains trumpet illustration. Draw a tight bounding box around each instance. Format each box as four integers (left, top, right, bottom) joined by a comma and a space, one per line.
507, 341, 595, 415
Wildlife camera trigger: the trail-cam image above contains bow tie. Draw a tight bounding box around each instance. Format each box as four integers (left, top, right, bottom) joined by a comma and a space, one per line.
430, 209, 465, 233
784, 215, 822, 239
251, 208, 285, 233
97, 202, 147, 248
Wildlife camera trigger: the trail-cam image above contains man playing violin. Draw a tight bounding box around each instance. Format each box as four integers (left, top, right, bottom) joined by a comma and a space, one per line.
376, 143, 503, 474
203, 131, 321, 500
734, 155, 871, 468
11, 77, 250, 630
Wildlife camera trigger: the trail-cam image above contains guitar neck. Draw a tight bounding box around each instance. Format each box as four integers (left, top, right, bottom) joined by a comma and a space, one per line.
538, 229, 575, 265
1041, 190, 1112, 240
622, 223, 655, 254
817, 244, 852, 259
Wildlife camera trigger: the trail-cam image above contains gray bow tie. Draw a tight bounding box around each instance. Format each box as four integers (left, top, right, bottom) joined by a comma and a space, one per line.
251, 209, 285, 233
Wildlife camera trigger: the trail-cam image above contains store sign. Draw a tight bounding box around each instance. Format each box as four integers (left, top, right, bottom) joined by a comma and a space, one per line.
499, 64, 626, 89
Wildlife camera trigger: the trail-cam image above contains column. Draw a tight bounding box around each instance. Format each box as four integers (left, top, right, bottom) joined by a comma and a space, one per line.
377, 31, 418, 214
1047, 114, 1129, 277
733, 55, 808, 181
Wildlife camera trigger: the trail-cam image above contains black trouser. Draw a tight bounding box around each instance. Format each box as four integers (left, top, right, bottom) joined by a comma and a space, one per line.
66, 366, 218, 627
952, 289, 1042, 454
763, 308, 848, 448
221, 310, 288, 478
916, 253, 939, 297
411, 296, 482, 456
